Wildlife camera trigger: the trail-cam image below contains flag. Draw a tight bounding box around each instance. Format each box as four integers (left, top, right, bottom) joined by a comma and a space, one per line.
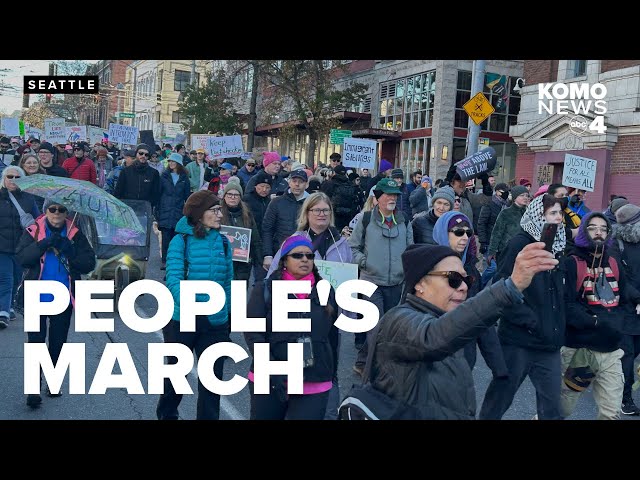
485, 73, 508, 112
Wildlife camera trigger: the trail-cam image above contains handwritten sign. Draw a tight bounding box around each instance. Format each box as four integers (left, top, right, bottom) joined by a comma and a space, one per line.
108, 123, 139, 145
454, 147, 497, 181
88, 126, 107, 145
190, 134, 216, 153
164, 123, 183, 137
66, 125, 87, 143
219, 225, 252, 263
314, 260, 358, 289
1, 118, 20, 136
26, 126, 42, 140
342, 138, 377, 169
208, 135, 244, 159
563, 154, 597, 192
536, 164, 554, 186
44, 118, 66, 144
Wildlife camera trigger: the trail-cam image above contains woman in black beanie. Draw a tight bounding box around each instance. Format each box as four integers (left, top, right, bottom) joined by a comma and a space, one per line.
359, 241, 558, 419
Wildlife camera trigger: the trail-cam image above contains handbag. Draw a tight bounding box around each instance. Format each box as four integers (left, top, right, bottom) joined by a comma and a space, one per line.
8, 191, 35, 228
339, 323, 422, 420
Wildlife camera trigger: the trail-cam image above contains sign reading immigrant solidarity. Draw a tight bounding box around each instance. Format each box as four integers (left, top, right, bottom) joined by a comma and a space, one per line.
315, 260, 358, 289
108, 123, 139, 145
208, 135, 244, 159
219, 225, 252, 263
563, 154, 597, 192
454, 147, 497, 181
44, 118, 66, 144
342, 138, 376, 169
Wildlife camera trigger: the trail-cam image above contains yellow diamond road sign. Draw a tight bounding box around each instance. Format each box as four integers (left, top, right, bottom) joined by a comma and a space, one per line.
463, 92, 495, 126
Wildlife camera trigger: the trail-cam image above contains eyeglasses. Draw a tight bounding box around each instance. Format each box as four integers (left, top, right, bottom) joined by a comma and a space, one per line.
137, 151, 150, 157
454, 198, 461, 203
6, 174, 20, 179
427, 271, 474, 289
225, 193, 241, 198
73, 147, 83, 151
47, 206, 68, 214
246, 163, 256, 167
586, 225, 609, 233
309, 208, 330, 216
208, 207, 223, 215
287, 252, 315, 260
449, 228, 474, 237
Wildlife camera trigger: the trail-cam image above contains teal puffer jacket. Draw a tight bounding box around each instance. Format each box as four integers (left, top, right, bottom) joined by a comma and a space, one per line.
166, 216, 233, 326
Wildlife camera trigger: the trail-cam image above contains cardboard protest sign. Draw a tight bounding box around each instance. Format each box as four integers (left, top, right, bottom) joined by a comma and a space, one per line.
219, 225, 252, 263
208, 135, 244, 159
454, 147, 497, 181
563, 154, 597, 192
108, 123, 139, 145
44, 118, 66, 144
342, 138, 377, 169
314, 260, 358, 289
66, 125, 87, 143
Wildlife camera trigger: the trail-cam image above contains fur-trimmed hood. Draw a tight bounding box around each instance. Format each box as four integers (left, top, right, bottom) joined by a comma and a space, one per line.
615, 221, 640, 244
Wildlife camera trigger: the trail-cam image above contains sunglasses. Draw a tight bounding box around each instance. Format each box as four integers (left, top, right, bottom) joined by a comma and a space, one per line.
5, 175, 20, 179
137, 152, 150, 157
246, 163, 256, 166
287, 252, 315, 260
47, 206, 68, 214
449, 228, 474, 237
73, 147, 83, 151
427, 271, 474, 289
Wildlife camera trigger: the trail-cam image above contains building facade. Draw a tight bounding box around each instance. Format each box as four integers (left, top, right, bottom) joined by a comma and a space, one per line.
511, 60, 640, 210
84, 60, 132, 128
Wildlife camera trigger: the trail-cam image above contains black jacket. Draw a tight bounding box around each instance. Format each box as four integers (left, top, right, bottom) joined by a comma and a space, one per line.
0, 189, 39, 255
245, 269, 339, 382
222, 205, 263, 281
262, 192, 306, 257
245, 171, 288, 196
613, 222, 640, 334
114, 162, 160, 207
157, 170, 191, 229
494, 231, 566, 352
564, 245, 626, 352
477, 196, 505, 248
42, 163, 69, 178
243, 191, 271, 234
411, 210, 439, 245
370, 279, 522, 419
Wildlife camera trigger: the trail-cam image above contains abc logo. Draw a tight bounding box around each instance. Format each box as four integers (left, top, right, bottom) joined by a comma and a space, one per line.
569, 115, 588, 136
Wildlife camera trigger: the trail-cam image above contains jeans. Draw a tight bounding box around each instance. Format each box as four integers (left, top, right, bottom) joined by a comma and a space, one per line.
160, 227, 176, 263
156, 316, 229, 420
0, 254, 22, 316
250, 381, 330, 420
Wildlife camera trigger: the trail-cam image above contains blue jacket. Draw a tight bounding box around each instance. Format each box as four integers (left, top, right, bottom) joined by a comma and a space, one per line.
165, 216, 233, 326
236, 165, 257, 186
157, 169, 191, 229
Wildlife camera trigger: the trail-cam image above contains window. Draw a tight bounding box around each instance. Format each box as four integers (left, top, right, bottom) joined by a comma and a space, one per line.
174, 70, 191, 91
401, 137, 431, 176
379, 70, 436, 131
570, 60, 587, 78
172, 111, 186, 124
158, 69, 163, 90
156, 111, 161, 123
455, 70, 522, 133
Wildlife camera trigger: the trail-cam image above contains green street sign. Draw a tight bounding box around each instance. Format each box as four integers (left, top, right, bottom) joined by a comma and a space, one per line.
330, 129, 352, 145
118, 112, 135, 118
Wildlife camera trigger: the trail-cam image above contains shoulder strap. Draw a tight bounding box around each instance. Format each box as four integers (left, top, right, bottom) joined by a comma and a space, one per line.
182, 233, 189, 278
617, 238, 625, 255
68, 157, 86, 177
572, 255, 588, 294
361, 211, 372, 245
220, 233, 229, 257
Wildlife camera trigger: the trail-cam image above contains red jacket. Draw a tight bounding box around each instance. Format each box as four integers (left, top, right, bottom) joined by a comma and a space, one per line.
62, 155, 97, 184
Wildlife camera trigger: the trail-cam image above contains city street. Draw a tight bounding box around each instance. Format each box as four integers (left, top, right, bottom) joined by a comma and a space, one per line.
0, 231, 637, 421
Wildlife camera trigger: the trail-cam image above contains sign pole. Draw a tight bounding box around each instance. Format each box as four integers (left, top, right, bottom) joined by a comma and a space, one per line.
466, 60, 486, 158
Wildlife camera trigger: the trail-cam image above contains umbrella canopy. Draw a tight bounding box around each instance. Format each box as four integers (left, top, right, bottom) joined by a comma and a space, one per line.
13, 174, 144, 233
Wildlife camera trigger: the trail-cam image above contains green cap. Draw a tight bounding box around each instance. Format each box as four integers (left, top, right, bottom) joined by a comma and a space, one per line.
374, 178, 402, 195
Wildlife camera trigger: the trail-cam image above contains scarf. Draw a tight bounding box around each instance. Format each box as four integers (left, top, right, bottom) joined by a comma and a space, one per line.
520, 195, 566, 255
282, 270, 316, 299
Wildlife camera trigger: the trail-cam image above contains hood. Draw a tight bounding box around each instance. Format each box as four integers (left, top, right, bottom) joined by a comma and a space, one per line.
432, 210, 471, 264
520, 194, 566, 255
575, 211, 613, 251
175, 216, 194, 235
615, 221, 640, 244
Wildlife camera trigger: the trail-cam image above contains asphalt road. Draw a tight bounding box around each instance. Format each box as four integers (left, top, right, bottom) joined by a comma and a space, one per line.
1, 229, 638, 420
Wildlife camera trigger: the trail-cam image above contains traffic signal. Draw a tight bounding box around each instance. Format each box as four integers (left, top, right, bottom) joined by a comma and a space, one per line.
157, 93, 162, 103
45, 94, 52, 103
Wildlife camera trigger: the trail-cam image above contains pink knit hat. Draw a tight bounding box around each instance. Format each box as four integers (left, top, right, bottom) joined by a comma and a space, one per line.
534, 184, 549, 198
263, 151, 281, 168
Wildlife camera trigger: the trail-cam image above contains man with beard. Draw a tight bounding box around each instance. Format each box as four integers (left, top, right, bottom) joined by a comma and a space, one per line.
114, 143, 160, 208
560, 212, 628, 420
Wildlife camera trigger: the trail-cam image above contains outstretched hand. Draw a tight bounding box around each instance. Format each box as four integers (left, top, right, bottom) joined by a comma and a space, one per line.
510, 242, 559, 292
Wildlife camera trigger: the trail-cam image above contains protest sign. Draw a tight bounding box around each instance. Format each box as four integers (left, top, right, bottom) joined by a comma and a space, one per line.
66, 125, 87, 143
563, 154, 597, 192
219, 225, 252, 263
315, 260, 358, 289
454, 147, 497, 181
108, 123, 139, 145
208, 135, 244, 159
1, 118, 20, 136
44, 118, 66, 144
342, 138, 377, 169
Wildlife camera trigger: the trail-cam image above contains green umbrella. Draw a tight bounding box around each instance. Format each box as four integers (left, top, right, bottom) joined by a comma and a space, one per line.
13, 174, 144, 233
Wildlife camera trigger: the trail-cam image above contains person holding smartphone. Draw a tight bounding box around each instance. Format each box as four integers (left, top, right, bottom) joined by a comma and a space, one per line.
479, 194, 567, 420
245, 235, 340, 420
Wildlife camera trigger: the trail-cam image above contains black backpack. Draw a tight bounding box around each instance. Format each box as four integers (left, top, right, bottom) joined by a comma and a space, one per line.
332, 180, 357, 216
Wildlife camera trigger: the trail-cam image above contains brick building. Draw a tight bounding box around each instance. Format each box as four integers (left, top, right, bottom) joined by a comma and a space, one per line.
84, 60, 132, 128
511, 60, 640, 209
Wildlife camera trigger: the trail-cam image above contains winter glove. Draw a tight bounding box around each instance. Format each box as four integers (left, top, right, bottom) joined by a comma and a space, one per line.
57, 237, 75, 257
444, 162, 458, 184
37, 234, 57, 251
480, 244, 488, 255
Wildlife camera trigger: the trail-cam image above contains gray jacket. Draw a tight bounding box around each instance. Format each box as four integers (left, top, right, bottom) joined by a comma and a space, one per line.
409, 186, 432, 217
348, 205, 413, 286
371, 279, 523, 419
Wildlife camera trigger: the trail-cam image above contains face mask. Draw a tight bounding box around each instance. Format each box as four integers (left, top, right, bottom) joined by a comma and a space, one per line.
499, 191, 509, 200
571, 194, 580, 204
220, 174, 230, 183
559, 196, 569, 209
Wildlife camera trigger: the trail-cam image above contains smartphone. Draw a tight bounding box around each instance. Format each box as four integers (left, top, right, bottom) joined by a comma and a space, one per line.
298, 336, 314, 368
540, 223, 558, 252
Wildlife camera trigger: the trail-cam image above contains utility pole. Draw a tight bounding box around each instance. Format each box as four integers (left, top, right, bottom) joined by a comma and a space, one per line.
132, 64, 138, 127
466, 60, 486, 157
116, 83, 124, 124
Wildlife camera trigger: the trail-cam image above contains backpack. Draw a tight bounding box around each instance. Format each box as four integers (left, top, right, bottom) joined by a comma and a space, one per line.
332, 181, 357, 216
360, 210, 410, 245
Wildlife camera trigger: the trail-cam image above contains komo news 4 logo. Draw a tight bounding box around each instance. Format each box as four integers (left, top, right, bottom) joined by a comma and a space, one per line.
538, 82, 607, 136
24, 76, 99, 94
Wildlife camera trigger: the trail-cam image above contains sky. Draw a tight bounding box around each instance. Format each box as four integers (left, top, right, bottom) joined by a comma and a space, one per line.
0, 60, 97, 115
